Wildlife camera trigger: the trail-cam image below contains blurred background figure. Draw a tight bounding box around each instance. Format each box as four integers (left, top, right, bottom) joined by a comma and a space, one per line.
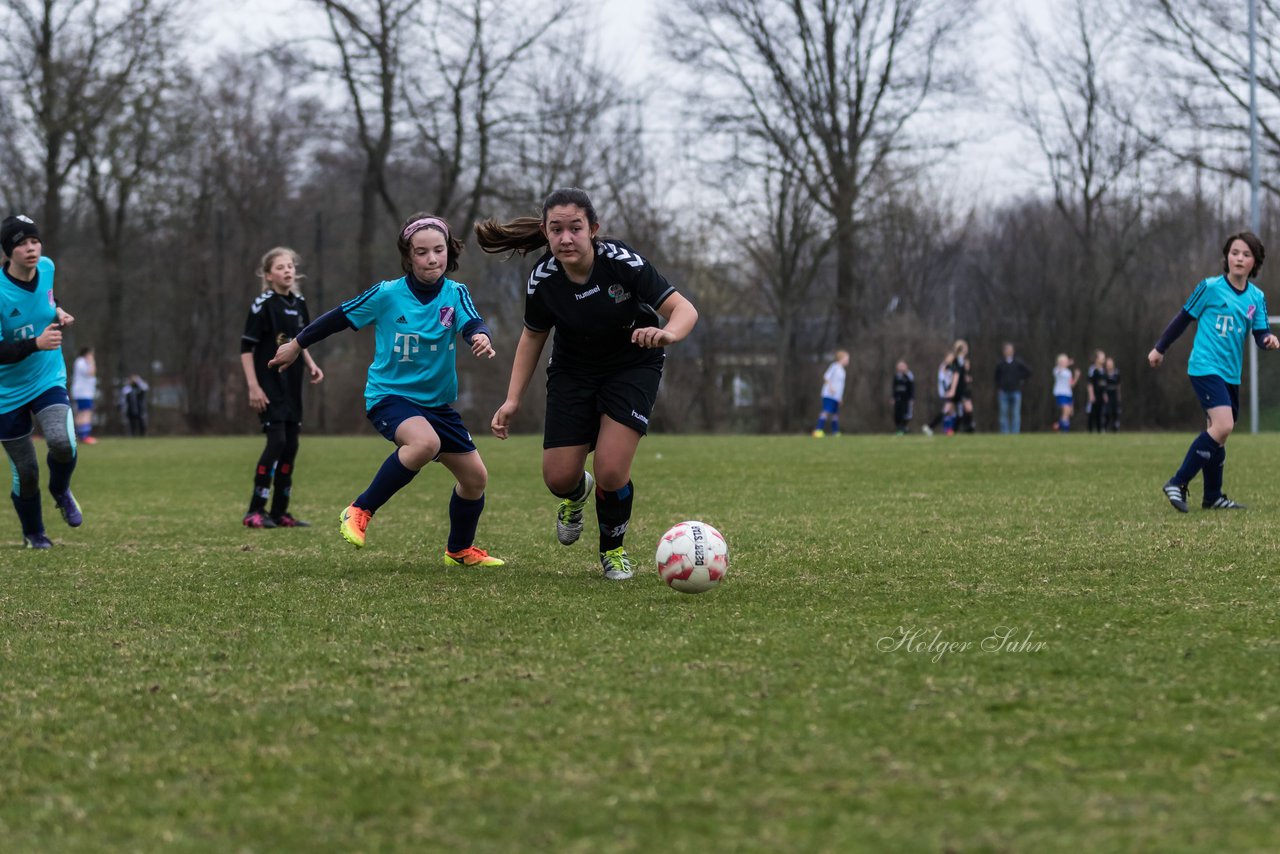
121, 375, 149, 436
71, 346, 97, 444
994, 342, 1031, 434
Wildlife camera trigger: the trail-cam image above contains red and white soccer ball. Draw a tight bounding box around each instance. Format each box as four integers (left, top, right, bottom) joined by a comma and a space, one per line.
656, 520, 728, 594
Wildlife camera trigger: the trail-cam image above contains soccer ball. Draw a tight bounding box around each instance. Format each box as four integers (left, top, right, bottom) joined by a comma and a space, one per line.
656, 521, 728, 594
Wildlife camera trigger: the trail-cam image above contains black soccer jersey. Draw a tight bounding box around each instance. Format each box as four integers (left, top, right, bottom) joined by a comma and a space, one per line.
892, 371, 915, 403
1088, 365, 1107, 396
524, 239, 676, 372
242, 290, 312, 421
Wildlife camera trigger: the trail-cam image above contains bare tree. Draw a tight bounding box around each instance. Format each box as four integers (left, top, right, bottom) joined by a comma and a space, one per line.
1013, 0, 1157, 352
662, 0, 973, 347
0, 0, 174, 248
1139, 0, 1280, 196
309, 0, 418, 284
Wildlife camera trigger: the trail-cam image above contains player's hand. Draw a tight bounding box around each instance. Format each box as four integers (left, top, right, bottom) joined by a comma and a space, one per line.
1264, 333, 1280, 350
34, 323, 63, 350
268, 339, 301, 372
632, 327, 673, 349
470, 334, 495, 359
308, 363, 324, 383
491, 400, 519, 440
247, 385, 269, 412
54, 307, 74, 327
1147, 348, 1163, 368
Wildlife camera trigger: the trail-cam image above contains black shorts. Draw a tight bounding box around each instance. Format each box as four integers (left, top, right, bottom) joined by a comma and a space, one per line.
544, 361, 662, 449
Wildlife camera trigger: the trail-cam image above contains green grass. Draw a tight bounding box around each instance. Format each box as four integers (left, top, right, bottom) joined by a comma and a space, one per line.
2, 432, 1279, 851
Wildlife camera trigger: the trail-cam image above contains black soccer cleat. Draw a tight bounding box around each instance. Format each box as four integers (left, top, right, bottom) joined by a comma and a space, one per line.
1162, 480, 1189, 513
1203, 495, 1246, 510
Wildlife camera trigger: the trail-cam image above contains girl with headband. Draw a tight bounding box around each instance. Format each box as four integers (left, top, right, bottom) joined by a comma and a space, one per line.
270, 212, 504, 565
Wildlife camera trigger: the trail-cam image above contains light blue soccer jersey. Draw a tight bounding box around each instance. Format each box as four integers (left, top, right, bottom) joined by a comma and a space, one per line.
0, 257, 65, 412
341, 276, 483, 410
1184, 275, 1270, 384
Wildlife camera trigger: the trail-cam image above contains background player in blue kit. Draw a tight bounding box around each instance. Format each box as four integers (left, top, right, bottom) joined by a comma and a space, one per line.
0, 215, 82, 548
270, 213, 504, 566
1149, 231, 1280, 512
240, 247, 324, 529
477, 188, 699, 582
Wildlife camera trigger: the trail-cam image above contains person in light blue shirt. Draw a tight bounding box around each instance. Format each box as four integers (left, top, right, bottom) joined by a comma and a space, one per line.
1149, 231, 1280, 512
0, 215, 83, 548
270, 212, 504, 566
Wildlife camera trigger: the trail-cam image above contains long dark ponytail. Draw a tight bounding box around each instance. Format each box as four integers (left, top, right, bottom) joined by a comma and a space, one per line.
475, 188, 599, 256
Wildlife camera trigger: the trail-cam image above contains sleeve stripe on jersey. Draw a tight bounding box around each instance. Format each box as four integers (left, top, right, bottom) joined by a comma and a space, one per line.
1184, 280, 1207, 313
340, 284, 381, 315
456, 283, 482, 321
597, 241, 646, 268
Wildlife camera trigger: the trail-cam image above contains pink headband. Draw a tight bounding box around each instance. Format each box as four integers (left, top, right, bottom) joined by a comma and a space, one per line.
402, 216, 449, 242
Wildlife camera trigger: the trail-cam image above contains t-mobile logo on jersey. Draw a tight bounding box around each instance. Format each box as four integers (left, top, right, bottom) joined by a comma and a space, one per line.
1215, 314, 1238, 337
393, 332, 420, 362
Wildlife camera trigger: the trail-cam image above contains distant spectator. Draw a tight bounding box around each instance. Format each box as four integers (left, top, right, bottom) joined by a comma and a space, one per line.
1086, 349, 1108, 433
891, 360, 914, 435
812, 349, 849, 437
1052, 354, 1080, 432
1103, 357, 1121, 432
949, 339, 975, 433
71, 346, 98, 444
922, 352, 956, 436
122, 375, 149, 436
993, 342, 1031, 434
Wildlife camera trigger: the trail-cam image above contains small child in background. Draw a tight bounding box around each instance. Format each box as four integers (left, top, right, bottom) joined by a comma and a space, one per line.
1052, 354, 1080, 432
812, 349, 849, 437
892, 360, 914, 435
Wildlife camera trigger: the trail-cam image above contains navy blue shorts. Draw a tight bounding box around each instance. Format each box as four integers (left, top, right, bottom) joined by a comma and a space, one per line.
367, 396, 476, 457
821, 396, 840, 415
1189, 375, 1239, 422
0, 386, 71, 442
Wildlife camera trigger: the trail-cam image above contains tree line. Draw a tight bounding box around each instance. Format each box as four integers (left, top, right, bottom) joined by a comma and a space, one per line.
1, 0, 1277, 436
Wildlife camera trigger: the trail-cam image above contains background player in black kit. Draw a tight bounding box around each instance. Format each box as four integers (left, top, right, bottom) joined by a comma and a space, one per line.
240, 247, 324, 528
891, 360, 914, 434
476, 188, 699, 581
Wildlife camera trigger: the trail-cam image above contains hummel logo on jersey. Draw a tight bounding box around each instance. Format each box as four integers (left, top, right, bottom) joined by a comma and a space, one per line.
575, 285, 601, 301
598, 241, 645, 268
527, 256, 560, 295
395, 315, 408, 324
8, 308, 18, 318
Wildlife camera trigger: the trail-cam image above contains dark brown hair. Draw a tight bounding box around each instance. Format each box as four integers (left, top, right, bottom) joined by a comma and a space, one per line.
399, 212, 463, 275
474, 188, 599, 256
1222, 231, 1265, 278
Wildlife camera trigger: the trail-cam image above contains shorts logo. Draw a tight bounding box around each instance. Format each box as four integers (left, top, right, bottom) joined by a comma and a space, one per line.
631, 410, 649, 425
608, 284, 631, 303
439, 307, 455, 328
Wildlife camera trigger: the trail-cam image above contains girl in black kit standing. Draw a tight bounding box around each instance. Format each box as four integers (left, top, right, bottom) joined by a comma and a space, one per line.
476, 189, 699, 581
240, 247, 324, 528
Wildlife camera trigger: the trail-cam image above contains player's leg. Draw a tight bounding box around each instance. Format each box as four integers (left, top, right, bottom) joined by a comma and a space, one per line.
438, 450, 504, 567
3, 433, 48, 547
542, 368, 599, 546
245, 422, 286, 528
593, 416, 641, 581
34, 398, 81, 528
1202, 388, 1242, 508
269, 422, 306, 527
544, 444, 593, 546
342, 411, 439, 548
74, 398, 96, 444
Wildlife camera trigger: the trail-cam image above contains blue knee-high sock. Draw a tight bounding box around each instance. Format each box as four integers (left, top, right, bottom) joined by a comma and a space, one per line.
354, 451, 419, 513
447, 490, 485, 553
1173, 431, 1217, 486
47, 451, 76, 496
11, 491, 43, 535
830, 417, 840, 435
1201, 441, 1227, 501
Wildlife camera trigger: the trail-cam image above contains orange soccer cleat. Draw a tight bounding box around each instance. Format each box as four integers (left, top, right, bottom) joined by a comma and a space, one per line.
339, 504, 372, 548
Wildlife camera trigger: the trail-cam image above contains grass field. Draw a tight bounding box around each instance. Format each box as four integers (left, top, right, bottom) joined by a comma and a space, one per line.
2, 432, 1279, 852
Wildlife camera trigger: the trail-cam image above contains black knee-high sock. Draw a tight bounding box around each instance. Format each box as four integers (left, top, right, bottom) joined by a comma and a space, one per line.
1202, 442, 1227, 501
250, 425, 287, 513
1173, 431, 1216, 486
597, 481, 634, 552
447, 490, 485, 553
270, 424, 301, 516
11, 492, 43, 536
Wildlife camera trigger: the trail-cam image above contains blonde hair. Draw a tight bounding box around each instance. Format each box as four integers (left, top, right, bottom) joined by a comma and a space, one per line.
256, 247, 304, 295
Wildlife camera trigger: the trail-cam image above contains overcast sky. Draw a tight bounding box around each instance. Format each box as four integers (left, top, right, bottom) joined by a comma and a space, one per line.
207, 0, 1051, 206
